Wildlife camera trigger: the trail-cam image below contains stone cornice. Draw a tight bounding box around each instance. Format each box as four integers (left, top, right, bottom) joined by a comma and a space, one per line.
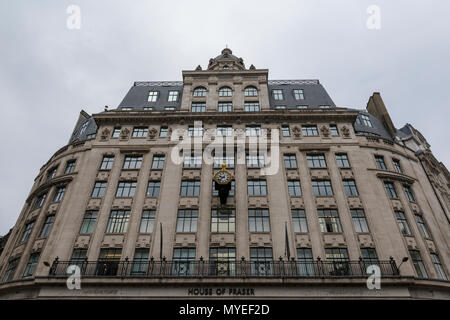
26, 175, 74, 203
371, 169, 416, 184
93, 110, 359, 126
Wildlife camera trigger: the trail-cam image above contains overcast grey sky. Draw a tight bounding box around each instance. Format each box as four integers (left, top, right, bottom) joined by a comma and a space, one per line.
0, 0, 449, 234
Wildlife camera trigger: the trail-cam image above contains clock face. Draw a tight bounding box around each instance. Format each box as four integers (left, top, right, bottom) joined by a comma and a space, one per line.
215, 171, 232, 184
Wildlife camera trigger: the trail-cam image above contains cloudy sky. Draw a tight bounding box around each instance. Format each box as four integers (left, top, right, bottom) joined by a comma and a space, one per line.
0, 0, 449, 234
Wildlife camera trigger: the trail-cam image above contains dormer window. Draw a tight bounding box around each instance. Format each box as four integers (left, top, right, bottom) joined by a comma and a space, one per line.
360, 114, 373, 128
193, 87, 207, 97
293, 89, 304, 100
223, 65, 230, 70
219, 87, 232, 97
244, 86, 258, 97
272, 89, 284, 100
148, 91, 158, 102
168, 91, 179, 102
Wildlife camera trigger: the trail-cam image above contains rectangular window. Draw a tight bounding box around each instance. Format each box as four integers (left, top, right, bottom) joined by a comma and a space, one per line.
123, 155, 142, 169
218, 102, 232, 112
159, 126, 168, 137
151, 155, 165, 169
272, 89, 284, 100
211, 209, 235, 233
342, 179, 359, 196
176, 210, 198, 232
146, 181, 160, 197
213, 155, 235, 168
70, 249, 87, 267
248, 209, 270, 232
34, 193, 47, 209
292, 209, 308, 233
306, 154, 327, 168
325, 248, 349, 275
80, 211, 98, 234
312, 180, 333, 196
53, 186, 66, 202
216, 125, 233, 136
247, 180, 267, 196
140, 210, 155, 233
97, 248, 122, 276
40, 215, 55, 238
168, 91, 179, 102
415, 214, 430, 238
404, 185, 415, 202
100, 156, 114, 170
384, 182, 398, 198
330, 124, 339, 136
431, 253, 447, 280
148, 91, 158, 102
91, 182, 107, 198
172, 248, 196, 276
132, 127, 148, 138
281, 125, 290, 137
395, 211, 411, 235
318, 209, 342, 232
287, 180, 302, 197
409, 250, 428, 278
245, 125, 261, 136
375, 156, 387, 170
212, 180, 235, 197
64, 160, 76, 174
393, 159, 403, 173
293, 89, 304, 100
361, 248, 379, 266
244, 102, 260, 112
47, 167, 57, 181
180, 180, 201, 196
116, 181, 136, 197
132, 248, 149, 275
23, 252, 40, 278
351, 209, 369, 232
21, 221, 35, 243
183, 154, 202, 168
250, 247, 273, 276
3, 258, 19, 282
191, 102, 206, 112
336, 153, 350, 168
106, 210, 131, 233
246, 154, 265, 168
284, 154, 297, 169
112, 127, 121, 138
302, 125, 319, 136
297, 105, 308, 109
164, 107, 175, 111
209, 247, 236, 276
188, 125, 204, 137
297, 248, 314, 276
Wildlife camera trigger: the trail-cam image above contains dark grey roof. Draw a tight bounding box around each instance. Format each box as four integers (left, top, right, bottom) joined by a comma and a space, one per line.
118, 81, 183, 110
353, 110, 393, 141
267, 80, 336, 109
396, 124, 412, 139
69, 117, 98, 143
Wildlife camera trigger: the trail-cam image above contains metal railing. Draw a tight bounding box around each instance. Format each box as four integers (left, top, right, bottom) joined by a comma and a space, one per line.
48, 257, 400, 279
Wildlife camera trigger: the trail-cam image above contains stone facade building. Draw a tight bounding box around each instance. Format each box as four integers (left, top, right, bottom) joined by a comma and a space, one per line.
0, 48, 449, 299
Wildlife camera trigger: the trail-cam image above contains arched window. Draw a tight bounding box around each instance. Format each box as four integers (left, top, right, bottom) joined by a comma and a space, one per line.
193, 87, 207, 97
223, 65, 230, 70
218, 86, 232, 97
244, 86, 258, 97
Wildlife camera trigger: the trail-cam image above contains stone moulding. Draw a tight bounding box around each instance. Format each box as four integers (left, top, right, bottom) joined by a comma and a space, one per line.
26, 175, 74, 203
374, 170, 416, 184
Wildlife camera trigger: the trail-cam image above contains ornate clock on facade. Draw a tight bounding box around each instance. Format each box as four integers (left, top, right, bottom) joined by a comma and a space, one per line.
213, 162, 233, 205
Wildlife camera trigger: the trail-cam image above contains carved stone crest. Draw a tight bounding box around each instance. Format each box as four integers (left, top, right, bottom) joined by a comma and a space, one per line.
100, 128, 110, 141
120, 128, 130, 140
341, 126, 350, 138
320, 125, 330, 137
148, 128, 158, 140
292, 126, 302, 139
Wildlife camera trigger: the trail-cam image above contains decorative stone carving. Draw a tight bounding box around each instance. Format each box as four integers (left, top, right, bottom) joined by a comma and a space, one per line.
249, 64, 256, 70
148, 127, 158, 140
320, 125, 330, 137
341, 126, 350, 138
100, 128, 110, 141
195, 65, 202, 71
120, 127, 130, 140
292, 126, 301, 139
